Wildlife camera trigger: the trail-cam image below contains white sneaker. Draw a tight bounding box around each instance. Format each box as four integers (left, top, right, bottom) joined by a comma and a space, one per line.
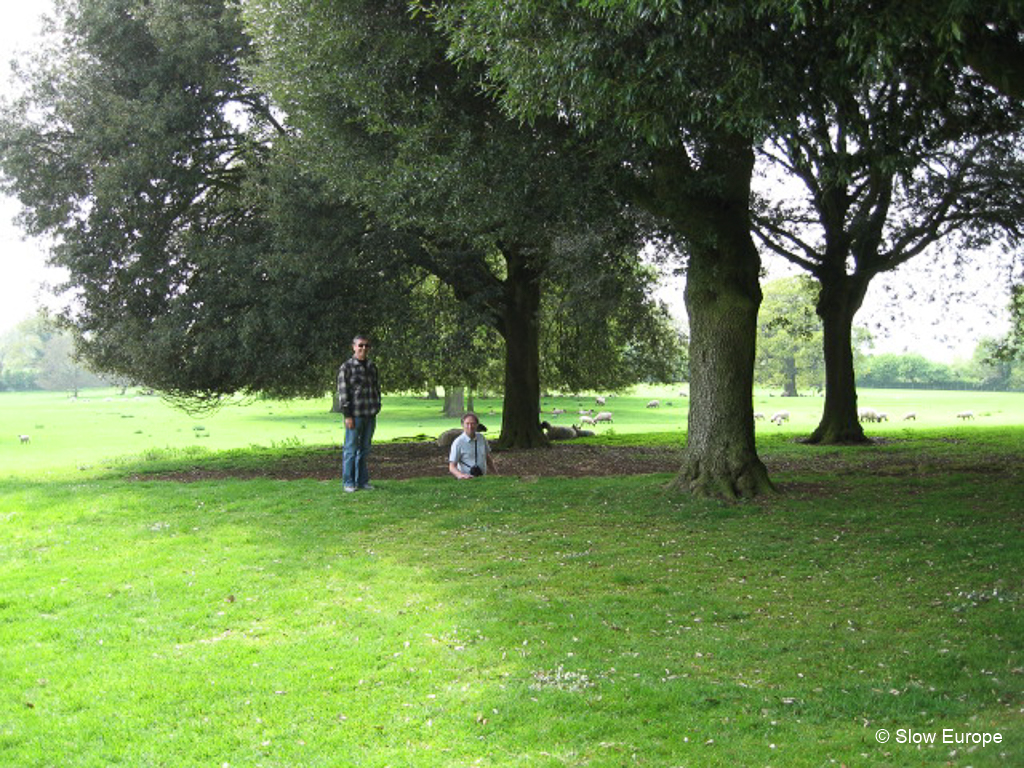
343, 485, 357, 493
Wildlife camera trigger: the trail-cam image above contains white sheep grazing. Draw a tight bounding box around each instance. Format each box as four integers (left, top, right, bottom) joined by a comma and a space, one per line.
551, 407, 567, 416
19, 434, 30, 444
771, 411, 790, 425
858, 407, 880, 423
593, 411, 614, 424
579, 415, 597, 426
596, 396, 606, 406
646, 399, 660, 408
578, 408, 594, 415
541, 421, 578, 440
876, 412, 889, 422
753, 412, 765, 421
956, 411, 975, 420
902, 412, 917, 421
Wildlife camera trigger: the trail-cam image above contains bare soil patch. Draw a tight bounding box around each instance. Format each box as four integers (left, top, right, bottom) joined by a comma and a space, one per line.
143, 438, 1018, 486
154, 441, 685, 482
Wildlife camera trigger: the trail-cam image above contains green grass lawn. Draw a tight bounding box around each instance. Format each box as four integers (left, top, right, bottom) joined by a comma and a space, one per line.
1, 387, 1022, 766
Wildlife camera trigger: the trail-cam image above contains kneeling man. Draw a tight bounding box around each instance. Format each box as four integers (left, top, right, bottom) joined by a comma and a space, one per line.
449, 412, 497, 479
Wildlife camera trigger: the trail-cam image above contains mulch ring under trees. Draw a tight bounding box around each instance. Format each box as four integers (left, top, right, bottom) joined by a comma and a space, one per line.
146, 439, 1017, 486
155, 441, 686, 482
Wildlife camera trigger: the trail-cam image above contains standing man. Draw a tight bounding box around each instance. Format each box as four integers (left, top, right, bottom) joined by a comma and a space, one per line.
449, 412, 497, 479
337, 334, 381, 492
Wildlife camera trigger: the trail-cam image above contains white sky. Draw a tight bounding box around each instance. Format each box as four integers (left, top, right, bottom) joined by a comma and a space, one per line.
656, 247, 1014, 364
0, 0, 1015, 362
0, 0, 60, 335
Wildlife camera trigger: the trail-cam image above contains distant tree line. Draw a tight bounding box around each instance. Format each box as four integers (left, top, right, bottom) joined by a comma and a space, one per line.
859, 346, 1023, 391
0, 314, 107, 394
754, 276, 1024, 394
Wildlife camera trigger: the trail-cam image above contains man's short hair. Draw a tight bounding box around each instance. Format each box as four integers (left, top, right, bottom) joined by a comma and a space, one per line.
461, 412, 480, 425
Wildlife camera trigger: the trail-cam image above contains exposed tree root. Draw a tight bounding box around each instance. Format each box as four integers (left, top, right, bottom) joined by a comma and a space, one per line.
670, 456, 778, 500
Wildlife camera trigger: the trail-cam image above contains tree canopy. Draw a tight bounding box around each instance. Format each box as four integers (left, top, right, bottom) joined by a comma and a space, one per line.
243, 0, 681, 447
754, 8, 1024, 442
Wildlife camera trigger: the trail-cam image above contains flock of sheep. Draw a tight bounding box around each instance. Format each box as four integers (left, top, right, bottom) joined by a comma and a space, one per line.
12, 397, 982, 448
439, 391, 949, 445
540, 394, 677, 441
751, 406, 977, 426
434, 399, 982, 446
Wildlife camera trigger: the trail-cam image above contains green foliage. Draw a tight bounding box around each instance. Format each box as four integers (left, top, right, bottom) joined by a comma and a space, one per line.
0, 314, 105, 392
426, 0, 803, 144
858, 348, 1023, 391
541, 245, 687, 391
755, 276, 824, 394
835, 0, 1024, 100
991, 282, 1024, 364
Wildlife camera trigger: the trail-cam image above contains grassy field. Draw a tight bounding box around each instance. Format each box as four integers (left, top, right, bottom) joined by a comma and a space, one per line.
1, 387, 1022, 766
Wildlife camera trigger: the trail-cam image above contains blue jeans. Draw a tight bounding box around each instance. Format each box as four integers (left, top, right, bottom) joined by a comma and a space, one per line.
342, 415, 376, 488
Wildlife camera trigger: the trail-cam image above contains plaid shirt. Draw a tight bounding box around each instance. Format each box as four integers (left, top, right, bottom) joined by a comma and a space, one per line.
336, 356, 381, 418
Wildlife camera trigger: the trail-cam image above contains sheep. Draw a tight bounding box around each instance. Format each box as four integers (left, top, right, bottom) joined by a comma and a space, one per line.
956, 411, 975, 420
436, 429, 462, 450
579, 415, 597, 426
574, 426, 596, 438
541, 421, 578, 440
753, 412, 765, 421
578, 408, 594, 415
770, 411, 790, 425
19, 434, 30, 445
437, 423, 487, 450
902, 412, 917, 421
596, 396, 606, 406
858, 407, 881, 423
551, 407, 567, 416
646, 399, 660, 408
876, 412, 889, 422
593, 411, 614, 424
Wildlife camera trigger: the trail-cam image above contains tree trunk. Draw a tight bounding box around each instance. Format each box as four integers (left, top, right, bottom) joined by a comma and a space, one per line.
443, 388, 465, 418
643, 137, 774, 499
672, 234, 775, 498
806, 275, 871, 444
781, 356, 798, 397
495, 248, 548, 449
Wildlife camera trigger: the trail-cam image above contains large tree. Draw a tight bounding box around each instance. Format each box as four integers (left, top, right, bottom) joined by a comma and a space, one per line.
243, 0, 661, 448
0, 0, 390, 402
754, 16, 1024, 443
424, 0, 824, 496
